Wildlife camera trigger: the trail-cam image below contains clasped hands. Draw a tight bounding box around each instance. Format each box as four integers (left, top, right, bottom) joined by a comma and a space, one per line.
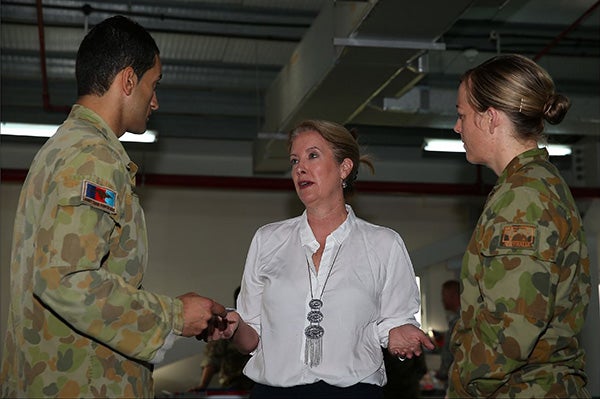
177, 292, 239, 340
201, 310, 241, 341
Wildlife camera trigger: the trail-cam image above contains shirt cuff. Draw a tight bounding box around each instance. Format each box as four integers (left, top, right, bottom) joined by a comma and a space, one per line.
149, 331, 179, 364
379, 318, 420, 347
149, 297, 185, 364
171, 297, 185, 336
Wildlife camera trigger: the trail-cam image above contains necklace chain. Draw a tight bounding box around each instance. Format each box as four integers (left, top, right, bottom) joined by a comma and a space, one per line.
307, 243, 342, 301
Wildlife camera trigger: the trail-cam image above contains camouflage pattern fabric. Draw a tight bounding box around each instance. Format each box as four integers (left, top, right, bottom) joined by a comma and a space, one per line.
1, 105, 184, 398
448, 148, 591, 398
201, 340, 253, 390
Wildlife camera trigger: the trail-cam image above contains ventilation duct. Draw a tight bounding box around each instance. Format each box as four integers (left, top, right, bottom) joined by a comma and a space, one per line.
253, 0, 476, 173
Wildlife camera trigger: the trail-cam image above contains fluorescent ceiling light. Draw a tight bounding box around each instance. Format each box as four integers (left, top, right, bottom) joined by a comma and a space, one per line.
1, 122, 157, 143
541, 144, 572, 156
423, 138, 572, 156
120, 130, 157, 143
423, 139, 466, 153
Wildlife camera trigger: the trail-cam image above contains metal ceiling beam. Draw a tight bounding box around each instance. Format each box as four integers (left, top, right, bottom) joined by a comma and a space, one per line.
332, 37, 447, 51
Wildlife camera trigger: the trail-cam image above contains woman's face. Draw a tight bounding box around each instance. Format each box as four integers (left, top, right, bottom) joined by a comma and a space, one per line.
289, 130, 349, 209
453, 81, 492, 167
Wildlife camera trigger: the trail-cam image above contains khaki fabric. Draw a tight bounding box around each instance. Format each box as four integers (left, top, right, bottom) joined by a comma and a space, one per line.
448, 148, 590, 398
1, 105, 184, 398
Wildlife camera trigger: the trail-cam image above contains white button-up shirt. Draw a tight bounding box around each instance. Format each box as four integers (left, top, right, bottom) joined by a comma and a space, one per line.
237, 205, 421, 387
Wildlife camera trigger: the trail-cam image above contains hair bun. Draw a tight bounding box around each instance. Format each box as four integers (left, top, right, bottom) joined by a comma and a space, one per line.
543, 93, 571, 125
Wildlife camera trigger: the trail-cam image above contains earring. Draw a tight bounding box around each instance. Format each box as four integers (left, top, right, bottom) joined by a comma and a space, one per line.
342, 180, 347, 189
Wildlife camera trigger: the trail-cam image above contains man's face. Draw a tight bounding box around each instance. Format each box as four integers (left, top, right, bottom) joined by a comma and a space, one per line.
126, 55, 162, 134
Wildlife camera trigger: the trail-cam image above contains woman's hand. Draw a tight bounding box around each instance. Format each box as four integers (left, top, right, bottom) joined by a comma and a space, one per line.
204, 310, 259, 354
388, 324, 435, 359
206, 310, 240, 341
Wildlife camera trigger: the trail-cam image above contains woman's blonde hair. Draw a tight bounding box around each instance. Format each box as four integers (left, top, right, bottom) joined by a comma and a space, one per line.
288, 120, 374, 197
461, 54, 570, 141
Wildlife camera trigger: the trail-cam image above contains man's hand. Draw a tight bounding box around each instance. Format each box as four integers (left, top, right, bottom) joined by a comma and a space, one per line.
388, 324, 435, 359
178, 292, 227, 337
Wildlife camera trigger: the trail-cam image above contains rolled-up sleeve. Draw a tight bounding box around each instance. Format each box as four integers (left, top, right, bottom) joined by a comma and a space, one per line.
377, 235, 420, 346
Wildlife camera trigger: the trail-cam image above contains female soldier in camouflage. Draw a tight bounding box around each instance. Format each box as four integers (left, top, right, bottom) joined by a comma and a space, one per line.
448, 54, 590, 398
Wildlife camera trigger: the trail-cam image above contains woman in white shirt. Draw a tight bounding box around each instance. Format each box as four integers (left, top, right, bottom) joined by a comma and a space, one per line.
211, 120, 433, 398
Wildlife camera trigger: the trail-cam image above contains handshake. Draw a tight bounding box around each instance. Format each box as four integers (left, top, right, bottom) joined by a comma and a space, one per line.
177, 292, 238, 341
196, 310, 231, 342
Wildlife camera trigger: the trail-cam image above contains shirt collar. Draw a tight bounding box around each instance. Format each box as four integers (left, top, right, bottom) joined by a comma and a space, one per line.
300, 204, 355, 250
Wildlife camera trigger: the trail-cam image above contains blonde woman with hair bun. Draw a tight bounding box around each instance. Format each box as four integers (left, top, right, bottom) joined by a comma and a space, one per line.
448, 54, 591, 398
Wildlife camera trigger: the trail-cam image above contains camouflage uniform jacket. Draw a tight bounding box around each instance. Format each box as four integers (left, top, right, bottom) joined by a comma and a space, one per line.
0, 105, 184, 398
448, 148, 590, 398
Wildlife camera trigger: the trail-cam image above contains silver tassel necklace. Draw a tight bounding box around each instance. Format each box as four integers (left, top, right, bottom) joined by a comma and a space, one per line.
304, 243, 343, 367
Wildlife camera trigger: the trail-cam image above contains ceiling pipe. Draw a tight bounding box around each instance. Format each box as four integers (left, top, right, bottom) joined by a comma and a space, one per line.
534, 0, 600, 61
35, 0, 72, 114
24, 0, 312, 40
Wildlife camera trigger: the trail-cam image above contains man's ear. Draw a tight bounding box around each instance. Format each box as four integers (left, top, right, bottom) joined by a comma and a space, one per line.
121, 67, 138, 96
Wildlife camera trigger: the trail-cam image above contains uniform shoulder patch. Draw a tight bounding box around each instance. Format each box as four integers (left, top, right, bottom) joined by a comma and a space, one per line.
500, 224, 536, 248
81, 180, 117, 214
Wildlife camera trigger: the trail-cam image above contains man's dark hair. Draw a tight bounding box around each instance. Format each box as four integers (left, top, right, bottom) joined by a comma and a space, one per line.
76, 15, 159, 96
442, 280, 460, 294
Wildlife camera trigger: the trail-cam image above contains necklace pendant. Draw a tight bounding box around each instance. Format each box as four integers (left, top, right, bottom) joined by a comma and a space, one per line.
307, 310, 323, 323
304, 325, 324, 339
304, 325, 324, 367
309, 298, 323, 309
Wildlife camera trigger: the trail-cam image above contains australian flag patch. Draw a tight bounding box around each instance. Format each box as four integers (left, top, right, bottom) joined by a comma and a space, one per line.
81, 180, 117, 214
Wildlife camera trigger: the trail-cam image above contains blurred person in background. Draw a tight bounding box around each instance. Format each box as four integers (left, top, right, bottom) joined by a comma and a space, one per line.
190, 287, 254, 393
435, 279, 460, 390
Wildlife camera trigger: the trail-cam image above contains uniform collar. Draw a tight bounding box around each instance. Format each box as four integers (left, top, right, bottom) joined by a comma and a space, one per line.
69, 104, 138, 180
499, 147, 548, 183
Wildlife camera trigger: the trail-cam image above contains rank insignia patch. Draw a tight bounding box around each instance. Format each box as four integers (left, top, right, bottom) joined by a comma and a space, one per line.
82, 180, 117, 214
501, 224, 536, 248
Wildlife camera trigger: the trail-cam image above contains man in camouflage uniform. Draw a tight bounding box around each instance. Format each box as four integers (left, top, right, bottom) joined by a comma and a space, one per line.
0, 16, 226, 398
448, 148, 590, 397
